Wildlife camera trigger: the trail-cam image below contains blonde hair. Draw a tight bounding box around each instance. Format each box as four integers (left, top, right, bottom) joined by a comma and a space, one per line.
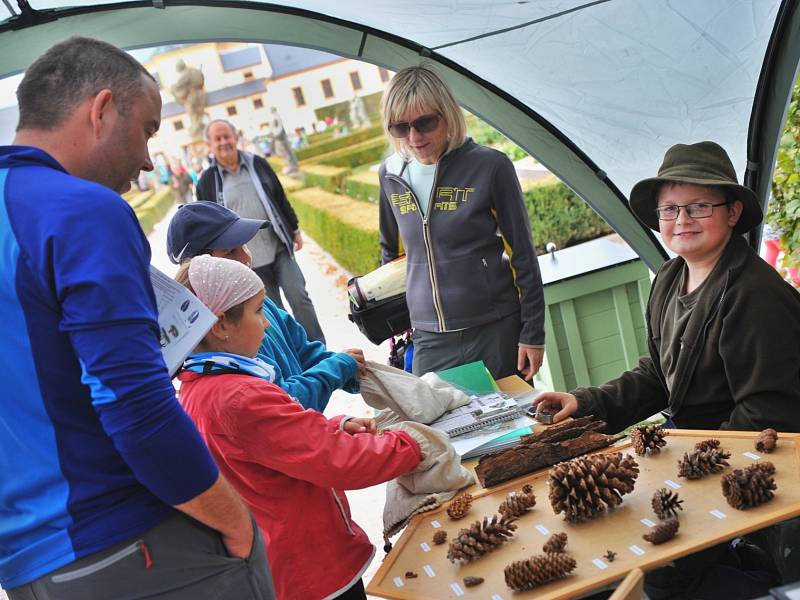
381, 64, 467, 158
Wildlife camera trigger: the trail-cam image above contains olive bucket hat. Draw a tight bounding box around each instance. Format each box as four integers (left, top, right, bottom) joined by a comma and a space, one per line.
629, 141, 762, 234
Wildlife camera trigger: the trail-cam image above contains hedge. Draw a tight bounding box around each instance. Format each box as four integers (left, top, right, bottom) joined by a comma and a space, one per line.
313, 137, 388, 169
295, 125, 383, 162
343, 170, 380, 204
300, 164, 351, 194
289, 187, 380, 275
133, 187, 176, 236
524, 182, 613, 253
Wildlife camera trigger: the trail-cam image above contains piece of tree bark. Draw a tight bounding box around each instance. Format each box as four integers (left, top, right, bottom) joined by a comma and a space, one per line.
476, 419, 623, 487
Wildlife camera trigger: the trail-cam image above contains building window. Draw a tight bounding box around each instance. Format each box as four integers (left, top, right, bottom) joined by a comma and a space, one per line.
253, 98, 264, 109
243, 71, 254, 80
321, 78, 334, 99
226, 105, 238, 116
173, 119, 184, 131
378, 67, 391, 82
349, 71, 362, 91
292, 86, 306, 107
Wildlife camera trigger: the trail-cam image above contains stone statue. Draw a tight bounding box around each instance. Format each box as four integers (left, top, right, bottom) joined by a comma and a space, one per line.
349, 94, 369, 129
267, 107, 300, 177
170, 60, 207, 142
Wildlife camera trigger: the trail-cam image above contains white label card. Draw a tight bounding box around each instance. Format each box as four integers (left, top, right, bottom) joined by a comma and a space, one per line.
664, 479, 681, 489
535, 524, 550, 535
710, 509, 727, 519
743, 451, 761, 460
431, 520, 441, 528
629, 544, 645, 556
491, 596, 504, 600
393, 577, 404, 588
423, 565, 436, 577
640, 518, 656, 527
592, 558, 609, 570
450, 582, 465, 596
420, 542, 431, 552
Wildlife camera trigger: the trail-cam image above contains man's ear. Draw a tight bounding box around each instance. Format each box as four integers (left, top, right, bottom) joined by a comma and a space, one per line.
727, 200, 744, 229
89, 89, 115, 140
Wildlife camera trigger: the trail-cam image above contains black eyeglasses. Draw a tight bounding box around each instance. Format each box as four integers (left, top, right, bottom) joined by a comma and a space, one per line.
387, 113, 442, 138
655, 202, 729, 221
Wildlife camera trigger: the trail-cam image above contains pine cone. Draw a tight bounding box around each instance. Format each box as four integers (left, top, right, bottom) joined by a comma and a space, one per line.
631, 424, 667, 456
463, 576, 484, 587
504, 553, 577, 591
651, 488, 684, 519
447, 515, 518, 563
722, 462, 777, 510
542, 532, 568, 553
643, 518, 679, 544
522, 483, 533, 494
548, 452, 639, 522
694, 439, 722, 452
677, 448, 730, 479
603, 549, 617, 562
755, 429, 778, 453
499, 489, 537, 518
447, 493, 473, 520
432, 530, 447, 545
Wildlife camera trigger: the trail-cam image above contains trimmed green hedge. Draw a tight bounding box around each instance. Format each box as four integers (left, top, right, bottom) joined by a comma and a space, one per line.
524, 182, 613, 253
300, 164, 351, 194
314, 137, 388, 169
295, 125, 383, 162
133, 187, 176, 236
289, 187, 380, 275
343, 171, 380, 204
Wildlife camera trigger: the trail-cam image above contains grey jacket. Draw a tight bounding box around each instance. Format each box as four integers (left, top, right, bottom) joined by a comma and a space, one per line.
378, 139, 545, 346
573, 235, 800, 433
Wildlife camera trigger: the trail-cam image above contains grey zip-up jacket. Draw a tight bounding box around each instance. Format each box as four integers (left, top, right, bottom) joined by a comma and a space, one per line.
378, 138, 545, 346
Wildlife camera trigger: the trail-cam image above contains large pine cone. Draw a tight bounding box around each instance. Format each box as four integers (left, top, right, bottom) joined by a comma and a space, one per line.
499, 489, 537, 518
652, 488, 684, 519
542, 532, 568, 553
549, 452, 639, 522
631, 424, 667, 456
694, 439, 722, 452
643, 518, 679, 544
722, 461, 777, 510
504, 553, 577, 591
447, 493, 473, 520
447, 514, 518, 563
755, 429, 778, 453
677, 448, 730, 479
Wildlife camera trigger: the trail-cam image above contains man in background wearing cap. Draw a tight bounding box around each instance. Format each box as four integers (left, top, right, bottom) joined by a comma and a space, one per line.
168, 201, 365, 412
197, 119, 326, 343
534, 141, 800, 597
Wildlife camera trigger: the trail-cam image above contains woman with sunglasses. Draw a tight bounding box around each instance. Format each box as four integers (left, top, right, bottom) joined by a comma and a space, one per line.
378, 64, 545, 381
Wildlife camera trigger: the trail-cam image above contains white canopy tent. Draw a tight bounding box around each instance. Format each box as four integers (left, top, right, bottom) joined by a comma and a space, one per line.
1, 0, 798, 270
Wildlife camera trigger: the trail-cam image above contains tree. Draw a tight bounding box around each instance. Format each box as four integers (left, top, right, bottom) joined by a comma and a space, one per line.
769, 75, 800, 269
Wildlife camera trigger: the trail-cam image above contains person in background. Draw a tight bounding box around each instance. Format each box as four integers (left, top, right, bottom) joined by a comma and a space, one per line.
167, 201, 365, 411
378, 64, 546, 380
197, 119, 326, 343
0, 37, 273, 599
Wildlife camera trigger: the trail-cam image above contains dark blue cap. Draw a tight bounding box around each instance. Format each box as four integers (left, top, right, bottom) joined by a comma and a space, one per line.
166, 201, 267, 264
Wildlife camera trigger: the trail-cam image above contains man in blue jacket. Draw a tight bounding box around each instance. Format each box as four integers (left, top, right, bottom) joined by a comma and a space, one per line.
0, 37, 273, 599
167, 201, 365, 411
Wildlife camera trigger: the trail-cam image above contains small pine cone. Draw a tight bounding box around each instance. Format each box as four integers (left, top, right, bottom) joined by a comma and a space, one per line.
603, 549, 617, 562
548, 452, 639, 522
694, 439, 722, 452
643, 518, 679, 545
651, 488, 684, 519
463, 576, 484, 587
755, 429, 778, 453
542, 532, 568, 553
447, 493, 473, 520
522, 483, 533, 494
722, 461, 777, 510
499, 489, 537, 518
504, 553, 577, 591
677, 448, 730, 479
432, 530, 447, 545
631, 424, 667, 456
447, 514, 518, 563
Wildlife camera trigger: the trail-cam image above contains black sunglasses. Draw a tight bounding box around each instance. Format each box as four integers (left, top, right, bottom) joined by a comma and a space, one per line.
387, 113, 442, 138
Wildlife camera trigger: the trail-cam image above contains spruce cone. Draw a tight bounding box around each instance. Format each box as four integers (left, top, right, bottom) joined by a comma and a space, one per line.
631, 424, 667, 455
643, 518, 679, 544
504, 553, 577, 591
499, 489, 537, 518
522, 483, 533, 494
722, 462, 777, 510
447, 493, 473, 520
432, 530, 447, 545
694, 439, 722, 452
447, 514, 518, 563
652, 488, 684, 519
463, 576, 484, 587
548, 452, 639, 522
542, 532, 568, 553
677, 448, 730, 479
755, 429, 778, 453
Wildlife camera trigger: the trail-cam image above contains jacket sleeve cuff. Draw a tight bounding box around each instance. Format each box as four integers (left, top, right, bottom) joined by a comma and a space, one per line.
518, 343, 545, 349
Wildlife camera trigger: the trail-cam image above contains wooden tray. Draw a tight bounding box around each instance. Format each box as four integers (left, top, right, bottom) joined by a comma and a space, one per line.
367, 430, 800, 600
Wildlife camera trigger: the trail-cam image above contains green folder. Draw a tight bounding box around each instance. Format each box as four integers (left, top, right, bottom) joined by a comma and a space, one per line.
435, 360, 499, 395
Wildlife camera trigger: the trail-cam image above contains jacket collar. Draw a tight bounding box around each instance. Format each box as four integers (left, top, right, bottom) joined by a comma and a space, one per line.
383, 138, 477, 178
0, 145, 68, 173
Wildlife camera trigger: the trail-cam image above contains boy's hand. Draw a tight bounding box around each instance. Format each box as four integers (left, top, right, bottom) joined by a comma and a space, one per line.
343, 417, 377, 435
531, 392, 578, 424
344, 348, 367, 378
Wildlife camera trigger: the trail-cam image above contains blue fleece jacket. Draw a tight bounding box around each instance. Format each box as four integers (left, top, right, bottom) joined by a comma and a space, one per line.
0, 146, 219, 588
258, 299, 359, 411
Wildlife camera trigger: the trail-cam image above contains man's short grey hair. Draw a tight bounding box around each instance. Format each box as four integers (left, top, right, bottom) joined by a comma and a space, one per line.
205, 119, 238, 141
16, 37, 154, 131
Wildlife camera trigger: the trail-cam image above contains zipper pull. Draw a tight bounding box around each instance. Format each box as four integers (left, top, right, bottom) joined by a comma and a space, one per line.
138, 541, 153, 569
482, 258, 488, 267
